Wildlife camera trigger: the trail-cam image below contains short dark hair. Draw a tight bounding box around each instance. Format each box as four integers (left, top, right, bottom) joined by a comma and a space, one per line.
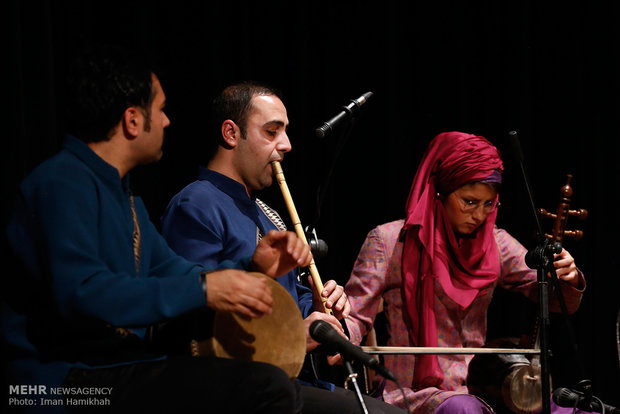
64, 44, 156, 143
207, 81, 282, 160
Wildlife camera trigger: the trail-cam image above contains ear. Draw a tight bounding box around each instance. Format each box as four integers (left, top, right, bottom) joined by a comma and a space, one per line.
122, 107, 142, 139
221, 120, 240, 148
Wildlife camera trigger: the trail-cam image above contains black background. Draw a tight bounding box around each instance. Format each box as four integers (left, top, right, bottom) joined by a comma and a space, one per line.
5, 0, 620, 406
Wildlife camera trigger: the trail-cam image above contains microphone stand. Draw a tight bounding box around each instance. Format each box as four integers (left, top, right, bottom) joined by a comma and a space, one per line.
310, 103, 365, 232
302, 102, 365, 383
300, 105, 361, 281
301, 119, 355, 278
511, 131, 598, 414
508, 131, 557, 414
525, 239, 558, 414
343, 360, 369, 414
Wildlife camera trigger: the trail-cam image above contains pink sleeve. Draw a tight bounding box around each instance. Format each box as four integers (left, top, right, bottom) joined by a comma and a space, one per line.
345, 227, 390, 345
495, 227, 585, 314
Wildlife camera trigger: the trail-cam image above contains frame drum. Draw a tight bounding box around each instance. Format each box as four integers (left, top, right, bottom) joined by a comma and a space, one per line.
191, 272, 306, 379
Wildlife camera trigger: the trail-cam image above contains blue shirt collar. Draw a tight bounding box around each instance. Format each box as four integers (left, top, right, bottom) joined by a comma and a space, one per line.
64, 134, 131, 190
198, 167, 255, 206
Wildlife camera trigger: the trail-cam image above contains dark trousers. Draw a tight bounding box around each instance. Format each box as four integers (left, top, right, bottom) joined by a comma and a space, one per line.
63, 355, 300, 413
300, 385, 408, 414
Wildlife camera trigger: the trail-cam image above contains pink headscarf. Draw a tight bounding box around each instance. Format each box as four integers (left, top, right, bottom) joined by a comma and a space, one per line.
401, 131, 504, 389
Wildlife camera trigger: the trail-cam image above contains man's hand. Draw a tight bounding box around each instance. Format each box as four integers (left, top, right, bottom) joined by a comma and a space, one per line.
309, 277, 351, 320
303, 311, 345, 365
251, 230, 312, 278
205, 269, 273, 318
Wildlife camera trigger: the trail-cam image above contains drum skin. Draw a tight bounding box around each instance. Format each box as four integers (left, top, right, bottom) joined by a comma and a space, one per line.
468, 338, 543, 414
192, 272, 306, 379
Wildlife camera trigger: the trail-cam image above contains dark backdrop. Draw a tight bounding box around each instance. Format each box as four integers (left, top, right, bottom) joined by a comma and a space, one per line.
5, 0, 620, 406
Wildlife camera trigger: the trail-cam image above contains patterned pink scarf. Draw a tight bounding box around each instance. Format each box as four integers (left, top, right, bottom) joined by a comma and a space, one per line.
401, 131, 504, 388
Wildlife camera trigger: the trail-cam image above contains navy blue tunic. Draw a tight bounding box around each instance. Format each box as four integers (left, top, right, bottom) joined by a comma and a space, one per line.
161, 168, 313, 318
3, 136, 233, 396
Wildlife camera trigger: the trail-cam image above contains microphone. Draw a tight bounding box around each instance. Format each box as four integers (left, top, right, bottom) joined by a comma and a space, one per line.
553, 388, 620, 414
309, 320, 396, 382
305, 226, 328, 260
308, 237, 328, 260
524, 241, 562, 269
315, 92, 373, 138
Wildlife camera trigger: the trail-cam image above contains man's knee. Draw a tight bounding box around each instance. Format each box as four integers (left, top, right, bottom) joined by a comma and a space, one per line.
249, 362, 299, 413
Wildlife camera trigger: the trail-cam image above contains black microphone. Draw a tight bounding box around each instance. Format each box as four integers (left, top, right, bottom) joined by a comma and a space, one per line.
305, 227, 328, 260
309, 320, 396, 382
315, 92, 373, 138
308, 237, 328, 260
524, 241, 562, 269
553, 388, 620, 414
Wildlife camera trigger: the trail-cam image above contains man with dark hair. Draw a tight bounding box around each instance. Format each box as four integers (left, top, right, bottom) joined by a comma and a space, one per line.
3, 47, 312, 413
161, 81, 406, 414
64, 45, 158, 143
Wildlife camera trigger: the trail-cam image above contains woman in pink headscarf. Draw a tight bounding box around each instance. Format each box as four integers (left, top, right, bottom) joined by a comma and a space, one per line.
344, 132, 585, 414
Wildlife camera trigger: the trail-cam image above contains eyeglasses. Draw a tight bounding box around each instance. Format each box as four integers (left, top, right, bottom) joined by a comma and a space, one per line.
455, 196, 501, 214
